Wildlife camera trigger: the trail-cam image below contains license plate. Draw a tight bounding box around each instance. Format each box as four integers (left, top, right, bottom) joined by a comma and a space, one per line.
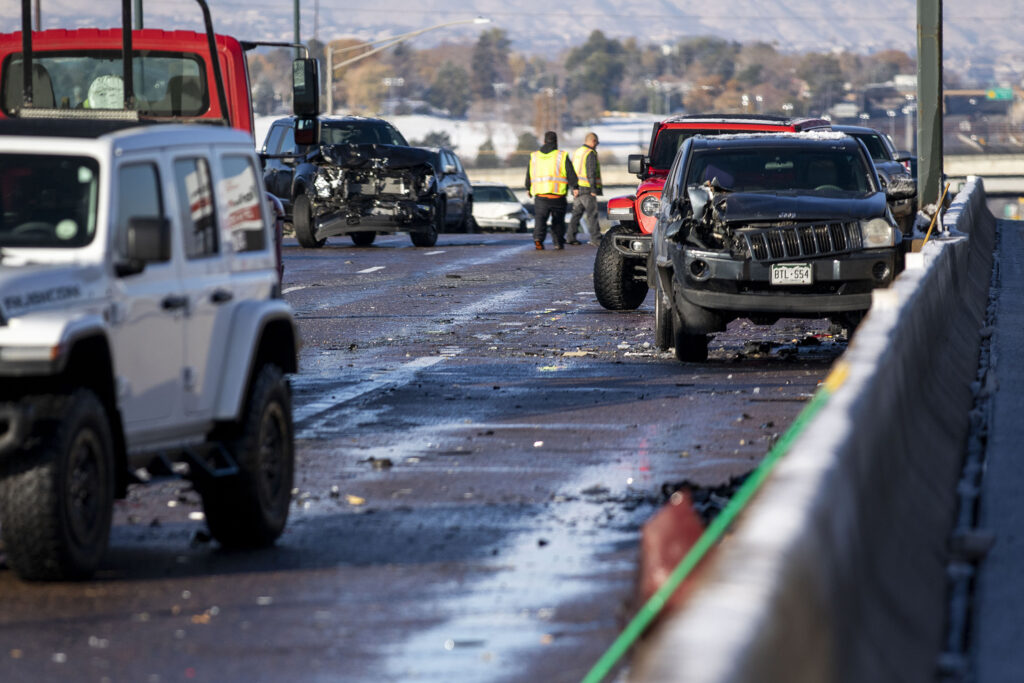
770, 263, 813, 285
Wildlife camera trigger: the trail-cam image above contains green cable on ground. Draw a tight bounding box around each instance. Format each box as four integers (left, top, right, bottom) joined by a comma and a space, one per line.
580, 362, 849, 683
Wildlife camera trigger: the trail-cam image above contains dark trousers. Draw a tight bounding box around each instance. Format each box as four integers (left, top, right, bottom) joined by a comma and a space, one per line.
533, 195, 567, 246
568, 191, 600, 242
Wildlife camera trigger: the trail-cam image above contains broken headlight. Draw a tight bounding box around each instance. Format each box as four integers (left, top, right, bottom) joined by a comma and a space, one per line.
860, 218, 897, 248
313, 170, 337, 199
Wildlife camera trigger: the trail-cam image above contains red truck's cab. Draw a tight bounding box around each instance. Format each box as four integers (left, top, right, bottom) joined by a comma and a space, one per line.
0, 29, 254, 135
595, 114, 830, 311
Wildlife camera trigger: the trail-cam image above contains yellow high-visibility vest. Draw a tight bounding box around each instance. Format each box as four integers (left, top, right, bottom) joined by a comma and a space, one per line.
529, 150, 570, 196
572, 145, 602, 191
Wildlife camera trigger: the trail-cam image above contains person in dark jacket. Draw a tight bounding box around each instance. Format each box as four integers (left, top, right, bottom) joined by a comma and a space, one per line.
525, 130, 578, 250
567, 132, 602, 245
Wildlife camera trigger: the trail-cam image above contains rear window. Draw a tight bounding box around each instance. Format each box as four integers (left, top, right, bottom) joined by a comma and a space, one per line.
2, 51, 208, 116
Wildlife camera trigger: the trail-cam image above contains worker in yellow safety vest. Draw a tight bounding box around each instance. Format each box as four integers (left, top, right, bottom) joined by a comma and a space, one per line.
567, 132, 602, 245
525, 130, 578, 250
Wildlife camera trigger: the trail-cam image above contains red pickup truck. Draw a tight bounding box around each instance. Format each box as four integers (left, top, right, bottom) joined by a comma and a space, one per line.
594, 114, 830, 310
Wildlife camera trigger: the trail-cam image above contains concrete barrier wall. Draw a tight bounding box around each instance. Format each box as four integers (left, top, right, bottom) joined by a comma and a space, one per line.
632, 178, 996, 682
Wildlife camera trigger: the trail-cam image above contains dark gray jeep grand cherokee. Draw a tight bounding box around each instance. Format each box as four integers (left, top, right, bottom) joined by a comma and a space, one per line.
650, 132, 914, 362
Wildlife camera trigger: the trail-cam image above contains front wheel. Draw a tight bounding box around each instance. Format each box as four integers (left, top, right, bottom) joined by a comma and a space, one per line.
201, 365, 294, 548
593, 224, 648, 310
672, 307, 709, 363
293, 194, 325, 248
411, 200, 442, 247
0, 391, 115, 581
654, 281, 674, 351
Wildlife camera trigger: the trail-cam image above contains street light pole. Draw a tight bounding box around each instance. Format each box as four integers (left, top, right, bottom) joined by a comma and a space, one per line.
325, 16, 490, 115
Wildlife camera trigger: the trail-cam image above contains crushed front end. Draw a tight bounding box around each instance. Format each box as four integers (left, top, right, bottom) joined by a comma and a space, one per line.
666, 188, 898, 332
308, 143, 439, 237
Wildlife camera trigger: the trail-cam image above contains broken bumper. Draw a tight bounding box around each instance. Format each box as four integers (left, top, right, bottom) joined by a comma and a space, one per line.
675, 247, 897, 315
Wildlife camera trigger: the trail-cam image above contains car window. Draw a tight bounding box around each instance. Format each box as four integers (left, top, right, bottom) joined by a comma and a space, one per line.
279, 124, 297, 155
116, 161, 166, 262
262, 123, 285, 154
851, 133, 892, 162
173, 157, 218, 259
0, 154, 99, 248
685, 148, 872, 194
381, 123, 408, 146
218, 155, 267, 253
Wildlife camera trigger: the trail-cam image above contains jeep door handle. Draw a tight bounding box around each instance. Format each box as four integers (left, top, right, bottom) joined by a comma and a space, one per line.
161, 295, 189, 311
210, 289, 234, 304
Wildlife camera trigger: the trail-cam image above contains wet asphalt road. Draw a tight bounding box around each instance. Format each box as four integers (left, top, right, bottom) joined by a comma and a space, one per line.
0, 231, 845, 683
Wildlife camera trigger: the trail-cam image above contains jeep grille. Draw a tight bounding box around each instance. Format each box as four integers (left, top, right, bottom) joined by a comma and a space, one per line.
742, 222, 863, 262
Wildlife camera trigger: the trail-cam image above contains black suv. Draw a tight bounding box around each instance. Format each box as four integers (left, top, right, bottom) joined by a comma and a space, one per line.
651, 132, 914, 361
831, 124, 917, 234
261, 115, 472, 247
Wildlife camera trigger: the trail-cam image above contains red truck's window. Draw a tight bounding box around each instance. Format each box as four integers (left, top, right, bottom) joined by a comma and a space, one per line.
2, 51, 208, 115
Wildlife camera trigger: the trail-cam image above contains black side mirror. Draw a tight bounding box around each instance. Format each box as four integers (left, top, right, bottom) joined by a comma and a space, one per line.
292, 58, 321, 116
294, 116, 320, 146
117, 216, 170, 276
627, 154, 646, 176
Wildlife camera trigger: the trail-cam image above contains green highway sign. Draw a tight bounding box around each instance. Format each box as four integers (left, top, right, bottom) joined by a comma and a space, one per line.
986, 87, 1014, 101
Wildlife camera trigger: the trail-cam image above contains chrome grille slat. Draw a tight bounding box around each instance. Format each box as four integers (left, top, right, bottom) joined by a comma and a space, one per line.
742, 221, 862, 262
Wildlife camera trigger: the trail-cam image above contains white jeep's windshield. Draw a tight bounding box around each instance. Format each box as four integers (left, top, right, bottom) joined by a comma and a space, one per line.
685, 147, 874, 195
0, 154, 100, 248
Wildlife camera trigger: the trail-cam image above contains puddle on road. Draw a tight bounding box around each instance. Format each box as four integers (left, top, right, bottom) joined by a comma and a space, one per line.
377, 471, 647, 682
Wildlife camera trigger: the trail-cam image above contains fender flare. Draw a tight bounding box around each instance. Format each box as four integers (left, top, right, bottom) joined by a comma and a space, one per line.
213, 300, 299, 421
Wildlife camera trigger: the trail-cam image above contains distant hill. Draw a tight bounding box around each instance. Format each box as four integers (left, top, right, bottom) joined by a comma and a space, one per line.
1, 0, 1017, 66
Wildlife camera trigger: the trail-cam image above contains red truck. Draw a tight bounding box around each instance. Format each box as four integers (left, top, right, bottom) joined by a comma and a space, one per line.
594, 114, 830, 310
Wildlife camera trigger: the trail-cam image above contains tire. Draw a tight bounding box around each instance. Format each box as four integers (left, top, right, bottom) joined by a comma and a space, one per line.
654, 280, 674, 351
411, 199, 442, 247
293, 194, 325, 248
672, 307, 709, 363
201, 365, 294, 549
350, 231, 376, 247
593, 224, 648, 310
0, 391, 115, 581
458, 199, 475, 233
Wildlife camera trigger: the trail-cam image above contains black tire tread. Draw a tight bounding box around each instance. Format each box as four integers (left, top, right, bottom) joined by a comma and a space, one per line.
202, 365, 294, 549
293, 194, 325, 248
593, 224, 648, 310
0, 391, 114, 581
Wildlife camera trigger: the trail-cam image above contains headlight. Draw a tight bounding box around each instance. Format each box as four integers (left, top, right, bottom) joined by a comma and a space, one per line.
640, 195, 661, 216
860, 218, 897, 248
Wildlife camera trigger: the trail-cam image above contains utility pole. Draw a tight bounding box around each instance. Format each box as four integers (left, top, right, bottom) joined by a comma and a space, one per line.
917, 0, 943, 207
293, 0, 301, 58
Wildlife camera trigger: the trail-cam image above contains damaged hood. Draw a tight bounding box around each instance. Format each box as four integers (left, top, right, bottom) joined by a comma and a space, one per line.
712, 191, 888, 223
318, 143, 435, 171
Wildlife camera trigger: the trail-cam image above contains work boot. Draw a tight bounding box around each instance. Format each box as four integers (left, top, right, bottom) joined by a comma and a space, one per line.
568, 240, 581, 245
534, 240, 545, 250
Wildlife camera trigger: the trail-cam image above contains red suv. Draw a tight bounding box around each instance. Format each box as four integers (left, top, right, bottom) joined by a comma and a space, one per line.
594, 114, 830, 310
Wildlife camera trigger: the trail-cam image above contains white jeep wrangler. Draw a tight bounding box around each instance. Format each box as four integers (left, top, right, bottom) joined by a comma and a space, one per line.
0, 119, 299, 581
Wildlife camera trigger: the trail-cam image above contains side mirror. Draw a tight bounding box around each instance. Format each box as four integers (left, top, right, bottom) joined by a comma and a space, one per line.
885, 175, 917, 201
292, 58, 321, 116
627, 154, 646, 176
117, 216, 170, 276
294, 116, 320, 146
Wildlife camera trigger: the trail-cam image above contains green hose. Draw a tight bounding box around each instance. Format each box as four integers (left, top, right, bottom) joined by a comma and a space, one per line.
580, 361, 849, 683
